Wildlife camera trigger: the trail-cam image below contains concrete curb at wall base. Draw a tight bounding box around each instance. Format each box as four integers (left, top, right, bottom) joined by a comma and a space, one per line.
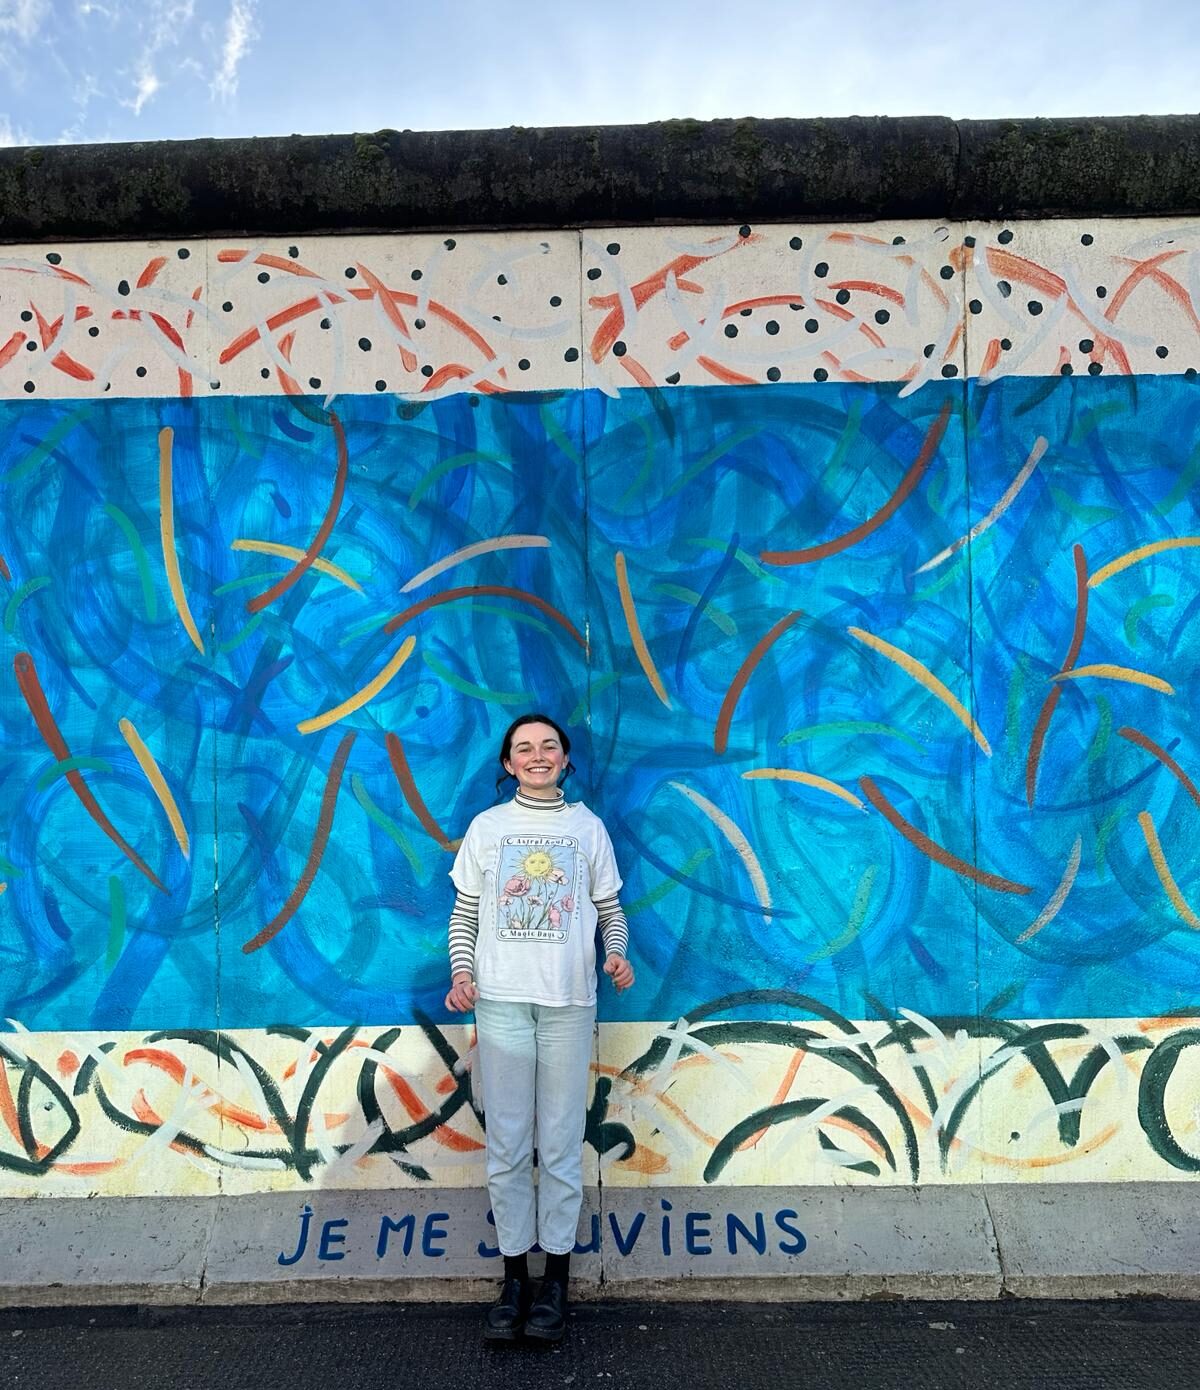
3, 1183, 1199, 1305
1, 115, 1199, 242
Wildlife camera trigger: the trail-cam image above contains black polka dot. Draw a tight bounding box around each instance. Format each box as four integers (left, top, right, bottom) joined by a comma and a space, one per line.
421, 365, 434, 378
117, 279, 130, 295
739, 307, 752, 317
46, 252, 61, 265
923, 344, 935, 358
344, 267, 357, 279
875, 309, 890, 325
941, 364, 958, 378
1028, 301, 1043, 316
665, 372, 680, 385
766, 367, 781, 382
257, 271, 269, 284
766, 320, 779, 335
789, 236, 802, 251
1157, 346, 1169, 359
23, 381, 34, 393
376, 379, 387, 391
209, 380, 220, 390
892, 236, 905, 246
814, 262, 828, 278
25, 340, 35, 351
497, 274, 507, 286
724, 324, 738, 338
177, 248, 189, 260
813, 367, 829, 381
613, 341, 627, 357
358, 337, 372, 351
998, 280, 1012, 298
550, 295, 562, 307
411, 269, 422, 281
414, 318, 425, 330
19, 310, 31, 322
1001, 338, 1012, 351
518, 358, 530, 371
136, 365, 147, 377
1096, 285, 1107, 298
998, 229, 1014, 244
939, 266, 954, 280
288, 246, 299, 258
606, 242, 621, 256
469, 397, 480, 408
1079, 338, 1094, 352
739, 225, 751, 238
964, 235, 976, 248
88, 326, 99, 337
804, 319, 819, 334
1060, 363, 1074, 376
1088, 362, 1103, 375
564, 347, 579, 362
320, 318, 331, 330
222, 301, 233, 312
444, 238, 456, 250
1186, 368, 1198, 380
969, 299, 983, 315
835, 289, 850, 305
1081, 234, 1094, 246
587, 268, 602, 281
789, 303, 802, 311
309, 377, 321, 389
261, 367, 270, 379
492, 315, 501, 323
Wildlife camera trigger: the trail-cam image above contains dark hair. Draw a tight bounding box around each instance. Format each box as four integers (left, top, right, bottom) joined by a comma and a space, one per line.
495, 712, 575, 794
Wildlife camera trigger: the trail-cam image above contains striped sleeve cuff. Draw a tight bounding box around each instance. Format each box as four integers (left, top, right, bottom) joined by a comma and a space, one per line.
448, 891, 480, 979
594, 893, 629, 961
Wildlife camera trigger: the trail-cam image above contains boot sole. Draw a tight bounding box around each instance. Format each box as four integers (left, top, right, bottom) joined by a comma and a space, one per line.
483, 1323, 523, 1344
523, 1323, 565, 1344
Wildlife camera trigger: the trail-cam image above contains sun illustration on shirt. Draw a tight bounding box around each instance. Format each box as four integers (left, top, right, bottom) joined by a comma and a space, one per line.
520, 849, 556, 881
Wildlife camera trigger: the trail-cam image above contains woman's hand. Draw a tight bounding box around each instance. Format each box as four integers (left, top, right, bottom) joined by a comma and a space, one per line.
445, 971, 479, 1012
603, 955, 635, 993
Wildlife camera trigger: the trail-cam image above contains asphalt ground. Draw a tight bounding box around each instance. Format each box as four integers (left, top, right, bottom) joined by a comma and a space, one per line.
1, 1298, 1198, 1390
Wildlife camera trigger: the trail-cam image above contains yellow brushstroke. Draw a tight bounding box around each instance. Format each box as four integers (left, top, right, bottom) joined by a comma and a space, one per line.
1052, 663, 1174, 696
1089, 537, 1200, 589
119, 717, 190, 860
742, 767, 865, 810
401, 534, 551, 593
297, 635, 416, 735
232, 539, 363, 593
158, 427, 205, 654
1138, 810, 1200, 929
848, 626, 991, 756
0, 882, 6, 896
615, 551, 671, 709
669, 780, 771, 922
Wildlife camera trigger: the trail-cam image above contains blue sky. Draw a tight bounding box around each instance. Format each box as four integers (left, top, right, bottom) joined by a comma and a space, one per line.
0, 0, 1197, 148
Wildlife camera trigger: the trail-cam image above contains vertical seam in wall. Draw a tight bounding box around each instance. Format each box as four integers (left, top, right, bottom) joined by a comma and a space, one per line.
980, 1183, 1007, 1292
207, 231, 224, 1213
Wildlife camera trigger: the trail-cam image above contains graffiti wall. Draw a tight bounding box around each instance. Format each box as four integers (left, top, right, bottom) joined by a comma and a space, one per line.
2, 219, 1200, 1285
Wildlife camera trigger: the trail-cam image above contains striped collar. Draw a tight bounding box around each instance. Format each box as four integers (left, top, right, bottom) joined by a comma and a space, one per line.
514, 788, 567, 812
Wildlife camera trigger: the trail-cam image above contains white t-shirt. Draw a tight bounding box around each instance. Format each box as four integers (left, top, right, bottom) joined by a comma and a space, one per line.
449, 799, 623, 1007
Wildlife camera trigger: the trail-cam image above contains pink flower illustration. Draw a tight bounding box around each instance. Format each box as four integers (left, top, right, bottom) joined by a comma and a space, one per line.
529, 896, 542, 907
548, 904, 561, 928
503, 875, 530, 897
498, 895, 510, 907
559, 895, 574, 913
550, 868, 567, 885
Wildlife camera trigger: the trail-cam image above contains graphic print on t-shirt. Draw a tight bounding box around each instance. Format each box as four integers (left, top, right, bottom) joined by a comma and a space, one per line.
495, 834, 581, 943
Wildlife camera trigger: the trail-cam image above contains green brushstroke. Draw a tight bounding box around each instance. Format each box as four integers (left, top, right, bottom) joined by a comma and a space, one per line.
213, 572, 277, 596
407, 450, 508, 509
817, 398, 864, 492
568, 671, 621, 727
103, 504, 158, 620
218, 612, 265, 655
37, 756, 113, 791
0, 856, 21, 878
780, 720, 925, 755
651, 583, 737, 636
618, 417, 658, 504
3, 576, 50, 632
106, 875, 126, 970
540, 407, 582, 467
338, 613, 394, 647
1124, 593, 1173, 649
809, 863, 877, 961
422, 651, 529, 706
683, 537, 782, 585
351, 773, 422, 875
1004, 654, 1030, 761
1095, 808, 1123, 876
1049, 486, 1121, 527
1157, 441, 1200, 516
1069, 400, 1124, 444
665, 428, 760, 499
224, 404, 264, 460
5, 406, 90, 483
624, 848, 714, 918
1088, 695, 1113, 764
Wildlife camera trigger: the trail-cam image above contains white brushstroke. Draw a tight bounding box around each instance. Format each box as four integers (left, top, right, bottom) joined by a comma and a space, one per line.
401, 533, 550, 593
1016, 835, 1082, 942
669, 780, 772, 923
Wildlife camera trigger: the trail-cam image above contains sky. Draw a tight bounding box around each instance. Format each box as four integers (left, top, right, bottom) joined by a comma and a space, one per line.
0, 0, 1197, 148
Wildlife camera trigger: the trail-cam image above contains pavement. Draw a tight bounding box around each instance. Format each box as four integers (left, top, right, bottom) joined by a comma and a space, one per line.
1, 1297, 1198, 1390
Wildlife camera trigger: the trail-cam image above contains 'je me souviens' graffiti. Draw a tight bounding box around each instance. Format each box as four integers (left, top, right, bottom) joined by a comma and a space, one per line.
2, 223, 1200, 1198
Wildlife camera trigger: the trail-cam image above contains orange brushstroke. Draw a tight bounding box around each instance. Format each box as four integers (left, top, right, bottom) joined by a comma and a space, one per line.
619, 1145, 671, 1174
123, 1048, 279, 1133
736, 1050, 805, 1152
696, 355, 756, 386
762, 399, 952, 566
57, 1050, 79, 1078
50, 352, 95, 382
130, 1091, 190, 1154
351, 261, 419, 373
216, 250, 320, 277
0, 1062, 22, 1147
136, 256, 168, 289
386, 732, 461, 852
860, 774, 1032, 895
0, 331, 25, 367
614, 551, 671, 708
1105, 250, 1188, 325
219, 294, 334, 364
1138, 810, 1200, 929
0, 556, 9, 581
247, 413, 348, 614
383, 584, 585, 649
827, 280, 906, 305
1025, 543, 1087, 807
986, 247, 1067, 301
13, 651, 167, 893
380, 1067, 483, 1152
1118, 726, 1200, 811
714, 611, 804, 754
242, 732, 356, 954
56, 1160, 125, 1176
618, 355, 655, 388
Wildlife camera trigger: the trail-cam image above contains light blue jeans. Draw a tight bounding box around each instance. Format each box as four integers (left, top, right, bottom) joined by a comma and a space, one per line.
474, 998, 596, 1257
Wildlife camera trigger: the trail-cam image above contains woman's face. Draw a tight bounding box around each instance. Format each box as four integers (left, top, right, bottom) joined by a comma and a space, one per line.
504, 721, 567, 796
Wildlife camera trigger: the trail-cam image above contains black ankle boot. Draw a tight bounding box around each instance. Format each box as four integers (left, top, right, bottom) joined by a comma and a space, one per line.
483, 1276, 531, 1343
524, 1276, 568, 1342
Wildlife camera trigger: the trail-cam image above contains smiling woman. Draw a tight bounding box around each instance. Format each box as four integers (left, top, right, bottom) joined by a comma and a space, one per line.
444, 711, 633, 1345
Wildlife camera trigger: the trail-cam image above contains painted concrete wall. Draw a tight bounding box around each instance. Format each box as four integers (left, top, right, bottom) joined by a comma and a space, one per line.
3, 218, 1200, 1298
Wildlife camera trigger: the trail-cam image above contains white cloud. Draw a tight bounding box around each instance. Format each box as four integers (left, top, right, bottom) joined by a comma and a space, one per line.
0, 112, 32, 145
0, 0, 48, 40
210, 0, 256, 101
121, 63, 160, 115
